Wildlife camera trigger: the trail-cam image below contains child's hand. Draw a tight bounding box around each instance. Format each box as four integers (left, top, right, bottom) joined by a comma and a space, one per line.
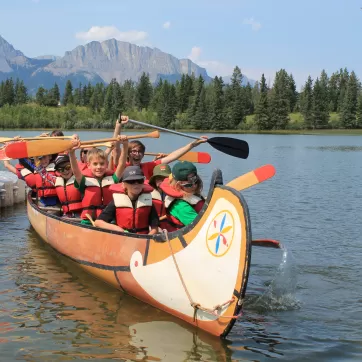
191, 135, 208, 147
154, 152, 167, 161
117, 135, 128, 144
120, 115, 129, 125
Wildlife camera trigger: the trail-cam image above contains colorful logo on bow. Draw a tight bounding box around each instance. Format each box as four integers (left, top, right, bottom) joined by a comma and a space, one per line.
206, 210, 234, 257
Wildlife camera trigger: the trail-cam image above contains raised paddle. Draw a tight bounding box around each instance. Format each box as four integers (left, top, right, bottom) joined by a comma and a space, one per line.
4, 131, 160, 159
127, 119, 249, 159
145, 152, 211, 164
0, 136, 73, 143
226, 164, 276, 191
80, 131, 160, 146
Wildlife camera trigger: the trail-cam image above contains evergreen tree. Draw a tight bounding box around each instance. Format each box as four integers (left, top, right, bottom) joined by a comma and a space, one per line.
340, 71, 359, 128
73, 83, 82, 106
312, 77, 330, 128
193, 88, 208, 129
337, 68, 349, 112
3, 78, 15, 105
36, 86, 46, 106
103, 79, 124, 121
228, 66, 245, 128
242, 83, 254, 115
356, 94, 362, 128
14, 79, 27, 104
63, 80, 74, 105
122, 80, 136, 110
210, 76, 227, 130
188, 75, 204, 127
288, 74, 298, 112
328, 72, 339, 112
254, 74, 272, 130
150, 79, 163, 111
0, 81, 5, 107
53, 83, 60, 104
300, 76, 314, 128
157, 81, 177, 128
136, 72, 152, 110
270, 69, 290, 129
82, 84, 89, 106
90, 83, 103, 112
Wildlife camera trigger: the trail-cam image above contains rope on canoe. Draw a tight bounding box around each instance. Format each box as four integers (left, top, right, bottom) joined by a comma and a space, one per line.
162, 229, 240, 322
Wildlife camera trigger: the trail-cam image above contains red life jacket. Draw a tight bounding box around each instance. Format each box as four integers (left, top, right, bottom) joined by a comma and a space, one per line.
151, 188, 170, 230
111, 184, 154, 234
78, 161, 88, 171
18, 167, 37, 190
35, 163, 58, 198
55, 175, 83, 216
80, 168, 115, 221
159, 178, 205, 231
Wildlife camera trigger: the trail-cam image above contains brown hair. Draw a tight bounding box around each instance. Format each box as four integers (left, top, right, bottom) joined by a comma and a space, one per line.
128, 140, 146, 154
170, 175, 203, 197
87, 148, 107, 163
50, 130, 64, 137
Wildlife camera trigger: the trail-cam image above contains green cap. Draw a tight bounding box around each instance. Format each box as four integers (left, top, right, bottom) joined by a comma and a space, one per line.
172, 161, 197, 181
149, 164, 171, 186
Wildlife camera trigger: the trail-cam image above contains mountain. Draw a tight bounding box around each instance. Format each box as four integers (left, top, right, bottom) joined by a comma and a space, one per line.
0, 35, 254, 93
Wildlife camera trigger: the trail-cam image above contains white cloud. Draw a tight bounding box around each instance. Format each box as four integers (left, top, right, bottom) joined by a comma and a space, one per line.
188, 46, 202, 62
243, 17, 262, 31
163, 21, 171, 29
75, 26, 148, 44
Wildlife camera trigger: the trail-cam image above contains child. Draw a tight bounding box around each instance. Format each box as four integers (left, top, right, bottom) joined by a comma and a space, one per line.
148, 164, 171, 222
3, 158, 37, 192
159, 161, 204, 231
69, 136, 128, 224
54, 154, 83, 218
33, 155, 58, 207
95, 166, 159, 235
116, 118, 207, 180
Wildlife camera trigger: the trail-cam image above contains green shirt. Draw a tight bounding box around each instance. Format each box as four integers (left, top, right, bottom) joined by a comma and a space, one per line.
169, 199, 198, 226
74, 173, 120, 193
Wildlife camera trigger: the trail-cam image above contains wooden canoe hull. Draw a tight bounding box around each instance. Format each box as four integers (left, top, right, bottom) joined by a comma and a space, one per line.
27, 170, 252, 337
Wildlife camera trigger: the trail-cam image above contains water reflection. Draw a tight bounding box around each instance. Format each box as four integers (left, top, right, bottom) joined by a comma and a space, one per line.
6, 231, 233, 361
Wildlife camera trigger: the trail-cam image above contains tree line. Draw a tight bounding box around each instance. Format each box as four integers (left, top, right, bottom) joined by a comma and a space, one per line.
0, 67, 361, 130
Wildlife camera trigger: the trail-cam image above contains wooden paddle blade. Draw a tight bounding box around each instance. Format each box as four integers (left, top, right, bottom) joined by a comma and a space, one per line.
208, 137, 249, 159
5, 139, 73, 159
127, 131, 160, 140
226, 164, 276, 191
178, 151, 211, 163
252, 239, 281, 248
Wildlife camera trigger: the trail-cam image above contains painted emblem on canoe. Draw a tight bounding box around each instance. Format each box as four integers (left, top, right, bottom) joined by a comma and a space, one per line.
206, 210, 234, 257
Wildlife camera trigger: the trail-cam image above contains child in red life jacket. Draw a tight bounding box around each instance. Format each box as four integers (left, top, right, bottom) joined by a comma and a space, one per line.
34, 155, 59, 207
54, 154, 83, 218
3, 158, 37, 192
148, 164, 171, 228
69, 136, 129, 225
159, 161, 205, 231
95, 166, 159, 235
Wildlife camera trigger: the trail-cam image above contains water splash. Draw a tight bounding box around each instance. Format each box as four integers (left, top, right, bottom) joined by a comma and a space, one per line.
247, 244, 301, 312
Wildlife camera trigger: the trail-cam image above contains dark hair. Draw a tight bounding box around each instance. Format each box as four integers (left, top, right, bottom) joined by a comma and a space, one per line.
128, 140, 146, 154
50, 130, 64, 137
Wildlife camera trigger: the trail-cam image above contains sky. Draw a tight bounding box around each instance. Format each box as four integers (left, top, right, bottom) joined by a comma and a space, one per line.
1, 0, 362, 88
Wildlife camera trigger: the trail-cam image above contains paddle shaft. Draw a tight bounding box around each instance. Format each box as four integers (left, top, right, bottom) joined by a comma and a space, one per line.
129, 119, 202, 141
80, 131, 159, 146
0, 136, 73, 143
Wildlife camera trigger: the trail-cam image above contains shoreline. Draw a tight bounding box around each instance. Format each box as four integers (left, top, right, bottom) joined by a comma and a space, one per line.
1, 128, 362, 135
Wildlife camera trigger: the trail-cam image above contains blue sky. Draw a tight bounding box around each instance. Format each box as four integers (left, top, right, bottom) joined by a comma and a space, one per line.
1, 0, 362, 87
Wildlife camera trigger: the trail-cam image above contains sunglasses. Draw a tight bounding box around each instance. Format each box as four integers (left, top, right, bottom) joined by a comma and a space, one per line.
57, 164, 71, 173
125, 179, 144, 185
180, 175, 198, 188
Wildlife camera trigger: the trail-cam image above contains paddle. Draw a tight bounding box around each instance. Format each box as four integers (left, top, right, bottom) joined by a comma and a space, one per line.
251, 239, 281, 248
226, 164, 276, 191
4, 131, 160, 159
127, 119, 249, 159
80, 131, 160, 146
0, 136, 73, 143
145, 152, 211, 164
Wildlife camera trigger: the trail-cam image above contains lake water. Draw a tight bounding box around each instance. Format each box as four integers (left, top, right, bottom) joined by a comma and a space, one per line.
0, 130, 361, 361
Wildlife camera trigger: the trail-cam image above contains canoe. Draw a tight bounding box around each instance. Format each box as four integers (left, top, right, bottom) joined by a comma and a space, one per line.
27, 169, 252, 338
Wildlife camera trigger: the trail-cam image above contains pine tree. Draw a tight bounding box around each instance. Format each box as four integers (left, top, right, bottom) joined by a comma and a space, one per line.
103, 79, 124, 121
3, 78, 15, 105
53, 83, 60, 104
328, 72, 340, 112
14, 79, 27, 104
193, 88, 208, 130
210, 76, 227, 130
356, 94, 362, 128
157, 81, 177, 128
242, 83, 254, 115
254, 74, 272, 130
122, 80, 136, 110
63, 80, 73, 105
300, 76, 314, 128
340, 71, 360, 128
36, 86, 46, 106
188, 76, 204, 127
228, 66, 245, 128
73, 83, 82, 106
288, 74, 298, 112
337, 68, 349, 112
270, 69, 290, 129
312, 77, 329, 128
136, 72, 152, 110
